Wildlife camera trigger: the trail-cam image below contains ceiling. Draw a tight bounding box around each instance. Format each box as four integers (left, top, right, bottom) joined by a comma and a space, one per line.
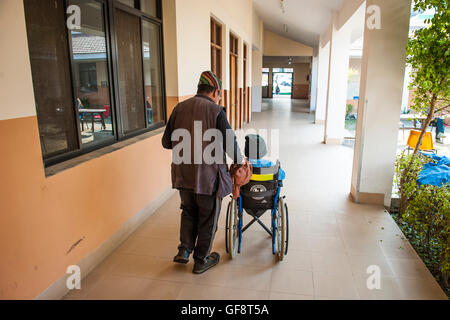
253, 0, 345, 47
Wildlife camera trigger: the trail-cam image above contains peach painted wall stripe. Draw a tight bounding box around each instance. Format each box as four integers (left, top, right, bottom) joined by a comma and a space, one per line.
0, 116, 172, 299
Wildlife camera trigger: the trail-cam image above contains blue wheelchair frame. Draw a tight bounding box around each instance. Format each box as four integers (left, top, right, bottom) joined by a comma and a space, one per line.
235, 184, 288, 255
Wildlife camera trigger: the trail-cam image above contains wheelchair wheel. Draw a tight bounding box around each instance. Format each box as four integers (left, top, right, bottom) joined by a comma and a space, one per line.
225, 198, 239, 258
225, 202, 231, 254
276, 196, 288, 261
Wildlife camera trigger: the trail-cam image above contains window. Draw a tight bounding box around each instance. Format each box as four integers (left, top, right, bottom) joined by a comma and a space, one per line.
117, 0, 159, 17
78, 63, 98, 93
272, 68, 294, 73
142, 19, 164, 125
68, 0, 113, 147
115, 8, 146, 134
24, 0, 79, 159
24, 0, 165, 166
262, 73, 269, 86
262, 68, 270, 73
141, 0, 158, 17
210, 18, 222, 81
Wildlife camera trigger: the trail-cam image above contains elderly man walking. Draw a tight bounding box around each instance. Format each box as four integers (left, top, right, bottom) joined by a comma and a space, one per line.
162, 71, 242, 274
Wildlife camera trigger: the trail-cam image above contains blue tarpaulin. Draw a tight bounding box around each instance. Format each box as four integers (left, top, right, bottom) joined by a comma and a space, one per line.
417, 153, 450, 187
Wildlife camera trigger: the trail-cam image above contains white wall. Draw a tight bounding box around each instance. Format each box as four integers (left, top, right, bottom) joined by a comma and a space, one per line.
315, 40, 330, 123
0, 0, 36, 121
162, 0, 179, 97
351, 0, 412, 205
323, 12, 351, 143
264, 30, 313, 56
174, 0, 253, 96
310, 52, 319, 111
251, 9, 263, 113
174, 0, 210, 96
251, 47, 262, 113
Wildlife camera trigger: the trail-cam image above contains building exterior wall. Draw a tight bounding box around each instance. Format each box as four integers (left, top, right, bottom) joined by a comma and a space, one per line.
0, 0, 256, 299
0, 0, 173, 299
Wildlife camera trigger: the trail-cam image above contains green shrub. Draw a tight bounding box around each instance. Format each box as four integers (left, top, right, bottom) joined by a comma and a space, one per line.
394, 152, 450, 289
346, 104, 353, 117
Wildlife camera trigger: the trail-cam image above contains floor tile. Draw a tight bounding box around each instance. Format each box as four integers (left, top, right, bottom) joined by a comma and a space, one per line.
270, 267, 314, 296
387, 258, 435, 280
84, 275, 183, 300
78, 98, 446, 300
313, 272, 359, 299
396, 277, 448, 300
311, 252, 353, 275
269, 292, 313, 300
353, 275, 404, 300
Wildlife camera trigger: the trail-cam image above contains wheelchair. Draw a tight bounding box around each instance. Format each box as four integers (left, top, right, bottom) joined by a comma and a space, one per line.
225, 135, 289, 261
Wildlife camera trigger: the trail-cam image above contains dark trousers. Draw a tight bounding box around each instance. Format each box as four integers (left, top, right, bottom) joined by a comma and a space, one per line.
178, 190, 222, 263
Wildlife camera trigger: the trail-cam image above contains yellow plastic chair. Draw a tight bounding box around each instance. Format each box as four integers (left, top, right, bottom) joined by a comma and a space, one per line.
406, 130, 436, 154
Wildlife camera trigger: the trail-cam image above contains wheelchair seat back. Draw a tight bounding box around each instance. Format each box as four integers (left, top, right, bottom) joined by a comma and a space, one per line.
240, 160, 281, 217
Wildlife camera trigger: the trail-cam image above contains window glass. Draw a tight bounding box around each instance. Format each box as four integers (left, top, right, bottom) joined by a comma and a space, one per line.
142, 20, 164, 125
68, 0, 114, 146
115, 9, 146, 134
24, 0, 79, 159
262, 68, 270, 73
24, 0, 166, 166
215, 49, 222, 79
117, 0, 136, 8
141, 0, 158, 17
273, 68, 294, 73
262, 73, 269, 86
214, 24, 221, 46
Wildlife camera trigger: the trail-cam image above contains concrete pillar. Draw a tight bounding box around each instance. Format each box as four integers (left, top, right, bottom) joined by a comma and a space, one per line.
315, 37, 330, 124
324, 12, 351, 144
351, 0, 412, 206
310, 50, 319, 112
401, 64, 412, 113
251, 48, 263, 112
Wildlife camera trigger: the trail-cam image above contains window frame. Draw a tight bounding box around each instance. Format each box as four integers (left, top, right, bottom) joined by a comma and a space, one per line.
210, 17, 223, 81
34, 0, 166, 167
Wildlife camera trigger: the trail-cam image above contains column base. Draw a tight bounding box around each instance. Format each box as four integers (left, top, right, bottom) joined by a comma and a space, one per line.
350, 185, 385, 206
325, 138, 342, 145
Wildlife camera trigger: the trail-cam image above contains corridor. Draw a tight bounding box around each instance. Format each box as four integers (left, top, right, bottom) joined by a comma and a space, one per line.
64, 98, 447, 300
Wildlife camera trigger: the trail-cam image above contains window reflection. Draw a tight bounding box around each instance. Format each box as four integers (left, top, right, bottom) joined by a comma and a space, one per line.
24, 0, 79, 159
141, 0, 158, 17
68, 0, 114, 146
115, 9, 146, 134
142, 20, 164, 125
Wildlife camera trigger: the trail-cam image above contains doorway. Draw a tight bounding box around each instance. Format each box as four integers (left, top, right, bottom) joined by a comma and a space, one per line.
272, 72, 293, 97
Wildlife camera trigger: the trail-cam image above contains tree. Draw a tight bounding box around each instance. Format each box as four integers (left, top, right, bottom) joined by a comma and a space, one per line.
406, 0, 449, 154
399, 0, 449, 215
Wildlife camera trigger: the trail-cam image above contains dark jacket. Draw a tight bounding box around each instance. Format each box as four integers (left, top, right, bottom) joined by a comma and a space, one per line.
162, 95, 241, 198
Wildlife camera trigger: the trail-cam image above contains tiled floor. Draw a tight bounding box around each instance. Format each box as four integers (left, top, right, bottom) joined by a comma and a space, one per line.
64, 98, 447, 300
